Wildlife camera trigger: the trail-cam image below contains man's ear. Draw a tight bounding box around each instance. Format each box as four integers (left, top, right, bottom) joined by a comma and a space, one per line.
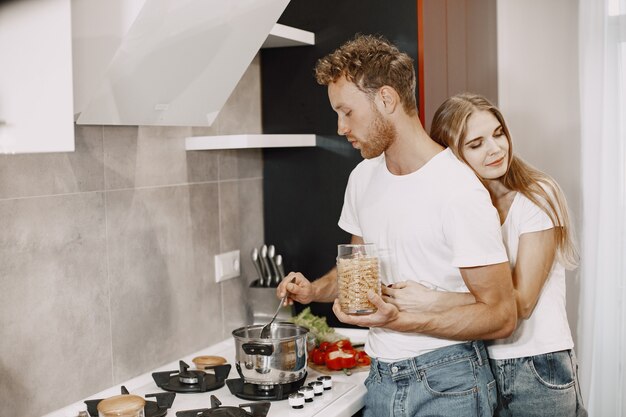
378, 86, 398, 114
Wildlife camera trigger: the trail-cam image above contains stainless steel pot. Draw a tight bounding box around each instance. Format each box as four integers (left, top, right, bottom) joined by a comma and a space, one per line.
232, 322, 308, 386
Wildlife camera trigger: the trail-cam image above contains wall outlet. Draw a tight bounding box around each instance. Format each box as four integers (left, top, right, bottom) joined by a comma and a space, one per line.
214, 250, 240, 282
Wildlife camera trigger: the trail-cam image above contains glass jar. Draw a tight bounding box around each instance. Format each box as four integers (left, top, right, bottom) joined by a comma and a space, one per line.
337, 243, 380, 315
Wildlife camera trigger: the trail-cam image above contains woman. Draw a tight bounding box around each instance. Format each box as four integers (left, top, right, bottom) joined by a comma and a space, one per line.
385, 93, 587, 417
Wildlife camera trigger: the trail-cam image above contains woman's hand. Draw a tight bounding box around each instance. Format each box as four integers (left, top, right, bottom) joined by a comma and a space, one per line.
383, 281, 441, 313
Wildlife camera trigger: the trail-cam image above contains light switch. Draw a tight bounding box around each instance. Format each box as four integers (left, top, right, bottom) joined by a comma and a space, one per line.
214, 250, 240, 282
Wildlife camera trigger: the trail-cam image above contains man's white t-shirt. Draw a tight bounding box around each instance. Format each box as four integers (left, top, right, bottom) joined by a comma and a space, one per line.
338, 148, 508, 360
487, 192, 574, 359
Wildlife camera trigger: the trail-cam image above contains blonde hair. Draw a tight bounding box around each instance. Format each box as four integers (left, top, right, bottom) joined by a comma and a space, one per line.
430, 93, 579, 269
314, 34, 418, 116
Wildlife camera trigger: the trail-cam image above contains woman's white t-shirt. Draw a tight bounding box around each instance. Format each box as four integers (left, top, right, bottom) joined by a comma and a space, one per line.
487, 192, 574, 359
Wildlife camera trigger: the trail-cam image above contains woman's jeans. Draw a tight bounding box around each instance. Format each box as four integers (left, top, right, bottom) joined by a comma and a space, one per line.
363, 341, 497, 417
489, 350, 588, 417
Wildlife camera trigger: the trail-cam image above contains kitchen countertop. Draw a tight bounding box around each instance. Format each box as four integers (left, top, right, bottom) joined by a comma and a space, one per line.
44, 328, 369, 417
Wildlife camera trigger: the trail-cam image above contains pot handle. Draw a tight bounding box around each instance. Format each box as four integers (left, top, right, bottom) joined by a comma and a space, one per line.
242, 342, 274, 356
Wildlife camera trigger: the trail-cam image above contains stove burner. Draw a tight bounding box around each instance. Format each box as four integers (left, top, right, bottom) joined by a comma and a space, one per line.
178, 369, 203, 385
152, 360, 231, 393
176, 395, 270, 417
225, 373, 307, 401
84, 386, 176, 417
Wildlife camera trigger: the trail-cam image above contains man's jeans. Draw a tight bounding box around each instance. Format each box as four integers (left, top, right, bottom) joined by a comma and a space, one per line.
363, 341, 497, 417
490, 350, 588, 417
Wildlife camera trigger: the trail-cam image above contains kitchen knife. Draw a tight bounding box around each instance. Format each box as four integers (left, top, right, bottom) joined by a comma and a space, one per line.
259, 245, 274, 287
251, 247, 265, 287
275, 254, 285, 284
267, 245, 281, 287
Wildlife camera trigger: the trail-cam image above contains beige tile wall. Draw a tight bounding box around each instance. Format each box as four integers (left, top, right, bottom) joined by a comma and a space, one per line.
0, 56, 264, 416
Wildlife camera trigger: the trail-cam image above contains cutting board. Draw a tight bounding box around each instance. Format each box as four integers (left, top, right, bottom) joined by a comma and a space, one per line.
307, 360, 370, 375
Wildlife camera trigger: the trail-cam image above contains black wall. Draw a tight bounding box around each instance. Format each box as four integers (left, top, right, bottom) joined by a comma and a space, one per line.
261, 0, 418, 326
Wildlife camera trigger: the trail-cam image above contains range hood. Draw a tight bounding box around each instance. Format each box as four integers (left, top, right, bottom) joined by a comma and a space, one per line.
72, 0, 312, 127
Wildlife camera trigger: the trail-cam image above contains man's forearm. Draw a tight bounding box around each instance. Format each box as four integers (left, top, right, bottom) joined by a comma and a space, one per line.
312, 267, 339, 302
388, 299, 516, 340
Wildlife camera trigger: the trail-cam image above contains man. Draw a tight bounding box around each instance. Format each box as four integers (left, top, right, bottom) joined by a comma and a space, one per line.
277, 34, 516, 417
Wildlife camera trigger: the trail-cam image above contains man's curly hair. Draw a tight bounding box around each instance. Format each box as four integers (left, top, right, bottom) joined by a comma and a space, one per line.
314, 34, 417, 115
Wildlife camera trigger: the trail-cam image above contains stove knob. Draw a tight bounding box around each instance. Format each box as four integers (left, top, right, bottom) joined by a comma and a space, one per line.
317, 375, 332, 390
288, 392, 305, 409
298, 386, 314, 402
308, 380, 324, 395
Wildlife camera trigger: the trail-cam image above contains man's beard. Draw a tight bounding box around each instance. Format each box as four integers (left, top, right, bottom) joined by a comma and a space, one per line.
360, 109, 397, 159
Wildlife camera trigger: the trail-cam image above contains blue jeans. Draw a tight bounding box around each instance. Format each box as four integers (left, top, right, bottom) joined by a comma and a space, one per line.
489, 350, 588, 417
363, 341, 497, 417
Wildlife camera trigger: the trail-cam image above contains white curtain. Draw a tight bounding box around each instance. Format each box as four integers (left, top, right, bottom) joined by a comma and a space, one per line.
578, 0, 626, 415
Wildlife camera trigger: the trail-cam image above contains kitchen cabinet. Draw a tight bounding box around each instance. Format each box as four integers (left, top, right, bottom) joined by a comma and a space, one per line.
0, 0, 75, 154
0, 0, 315, 154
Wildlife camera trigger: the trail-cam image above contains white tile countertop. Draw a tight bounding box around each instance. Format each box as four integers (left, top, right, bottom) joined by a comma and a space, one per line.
44, 328, 369, 417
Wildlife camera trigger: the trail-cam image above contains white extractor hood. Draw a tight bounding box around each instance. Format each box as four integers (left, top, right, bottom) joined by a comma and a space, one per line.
72, 0, 313, 127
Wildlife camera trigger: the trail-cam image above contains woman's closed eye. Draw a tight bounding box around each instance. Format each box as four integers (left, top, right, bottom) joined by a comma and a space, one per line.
467, 139, 483, 149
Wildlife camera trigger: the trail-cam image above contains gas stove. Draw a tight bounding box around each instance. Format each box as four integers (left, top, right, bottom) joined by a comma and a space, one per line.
152, 360, 231, 393
225, 373, 307, 401
44, 328, 369, 417
176, 395, 270, 417
84, 386, 176, 417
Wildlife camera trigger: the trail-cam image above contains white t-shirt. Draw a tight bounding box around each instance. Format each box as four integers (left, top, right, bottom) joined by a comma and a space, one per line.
487, 192, 574, 359
338, 148, 508, 360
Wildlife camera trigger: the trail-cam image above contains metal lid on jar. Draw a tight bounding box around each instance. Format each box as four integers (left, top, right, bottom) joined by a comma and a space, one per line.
97, 394, 145, 417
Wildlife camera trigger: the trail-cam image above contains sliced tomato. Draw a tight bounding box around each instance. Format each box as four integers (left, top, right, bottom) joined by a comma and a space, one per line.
318, 341, 331, 352
325, 349, 357, 370
355, 350, 371, 366
311, 348, 326, 365
333, 339, 353, 350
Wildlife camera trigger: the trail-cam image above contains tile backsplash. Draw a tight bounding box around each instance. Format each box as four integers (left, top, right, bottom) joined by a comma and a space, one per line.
0, 56, 264, 416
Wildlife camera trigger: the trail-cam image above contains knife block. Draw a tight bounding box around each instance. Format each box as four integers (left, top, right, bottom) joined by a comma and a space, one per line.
247, 283, 294, 325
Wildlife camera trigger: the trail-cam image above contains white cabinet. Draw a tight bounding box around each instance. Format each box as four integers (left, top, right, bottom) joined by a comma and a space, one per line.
0, 0, 315, 154
185, 134, 317, 150
0, 0, 75, 154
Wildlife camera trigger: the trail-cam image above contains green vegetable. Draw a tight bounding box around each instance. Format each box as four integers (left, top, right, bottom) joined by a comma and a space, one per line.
290, 307, 345, 344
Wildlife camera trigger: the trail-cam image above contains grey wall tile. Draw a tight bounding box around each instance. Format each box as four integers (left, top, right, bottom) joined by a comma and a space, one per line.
218, 150, 240, 181
220, 178, 264, 287
221, 276, 250, 338
219, 180, 241, 253
0, 193, 110, 416
105, 184, 222, 381
218, 149, 263, 181
236, 149, 263, 179
104, 126, 191, 190
0, 125, 104, 199
186, 149, 219, 184
104, 126, 220, 190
